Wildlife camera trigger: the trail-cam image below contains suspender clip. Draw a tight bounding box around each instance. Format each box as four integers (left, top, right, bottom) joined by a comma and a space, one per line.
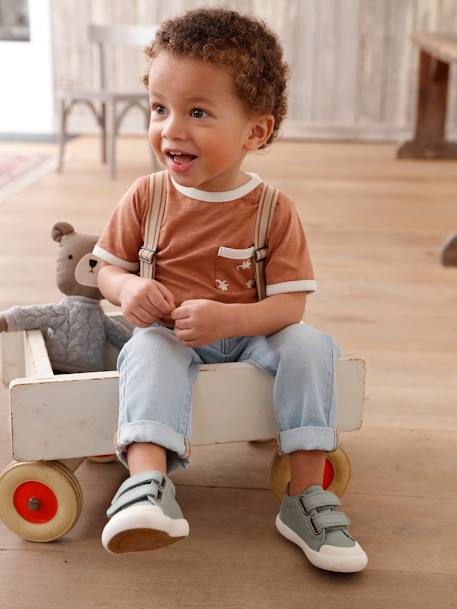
139, 246, 156, 265
254, 247, 268, 263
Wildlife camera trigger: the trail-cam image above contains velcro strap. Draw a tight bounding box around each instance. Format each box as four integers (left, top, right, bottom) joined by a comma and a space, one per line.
300, 490, 341, 513
111, 470, 164, 504
106, 481, 161, 519
311, 511, 351, 533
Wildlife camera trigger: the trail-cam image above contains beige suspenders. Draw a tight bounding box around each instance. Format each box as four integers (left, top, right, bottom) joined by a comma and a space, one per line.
253, 182, 280, 300
138, 171, 167, 279
138, 170, 279, 301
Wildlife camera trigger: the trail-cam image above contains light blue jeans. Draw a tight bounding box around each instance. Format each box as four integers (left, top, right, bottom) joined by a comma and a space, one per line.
114, 322, 341, 472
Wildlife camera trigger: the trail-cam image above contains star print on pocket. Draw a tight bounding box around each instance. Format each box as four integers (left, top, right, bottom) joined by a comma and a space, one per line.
215, 245, 256, 294
216, 279, 230, 291
236, 259, 252, 270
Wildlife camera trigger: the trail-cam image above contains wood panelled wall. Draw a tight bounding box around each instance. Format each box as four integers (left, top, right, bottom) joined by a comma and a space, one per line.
50, 0, 457, 141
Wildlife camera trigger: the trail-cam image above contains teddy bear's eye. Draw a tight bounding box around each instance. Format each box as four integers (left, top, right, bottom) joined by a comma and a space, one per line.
68, 254, 73, 260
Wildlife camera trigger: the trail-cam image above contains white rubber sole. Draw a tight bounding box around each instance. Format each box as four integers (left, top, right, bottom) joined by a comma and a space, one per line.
275, 514, 368, 573
102, 504, 189, 554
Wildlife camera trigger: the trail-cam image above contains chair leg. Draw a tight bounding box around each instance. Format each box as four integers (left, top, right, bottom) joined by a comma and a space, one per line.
100, 102, 107, 164
143, 105, 160, 172
106, 100, 116, 179
57, 98, 68, 173
149, 137, 161, 172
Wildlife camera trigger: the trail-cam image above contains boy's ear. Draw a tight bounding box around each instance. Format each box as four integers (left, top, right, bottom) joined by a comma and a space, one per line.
244, 114, 275, 151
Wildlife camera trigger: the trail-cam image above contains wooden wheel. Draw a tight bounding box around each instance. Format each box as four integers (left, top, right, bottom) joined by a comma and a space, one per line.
0, 460, 83, 542
270, 446, 352, 500
86, 454, 117, 463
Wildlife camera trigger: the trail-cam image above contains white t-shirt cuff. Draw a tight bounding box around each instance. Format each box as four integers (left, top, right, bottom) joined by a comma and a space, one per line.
93, 245, 139, 272
266, 280, 317, 296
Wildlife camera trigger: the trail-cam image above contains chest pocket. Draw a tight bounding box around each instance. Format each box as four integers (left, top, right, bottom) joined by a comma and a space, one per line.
215, 245, 257, 294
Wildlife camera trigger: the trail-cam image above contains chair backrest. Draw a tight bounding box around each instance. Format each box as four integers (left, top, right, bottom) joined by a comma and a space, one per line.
89, 24, 156, 90
89, 25, 155, 47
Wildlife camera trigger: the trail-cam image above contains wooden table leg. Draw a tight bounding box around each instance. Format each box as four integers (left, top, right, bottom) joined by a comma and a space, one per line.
397, 49, 457, 159
440, 232, 457, 267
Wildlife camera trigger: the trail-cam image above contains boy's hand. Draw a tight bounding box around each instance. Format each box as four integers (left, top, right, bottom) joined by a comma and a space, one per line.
171, 299, 233, 347
119, 275, 176, 328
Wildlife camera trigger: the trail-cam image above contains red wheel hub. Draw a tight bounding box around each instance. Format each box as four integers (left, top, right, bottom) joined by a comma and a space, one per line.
13, 481, 58, 523
322, 458, 334, 490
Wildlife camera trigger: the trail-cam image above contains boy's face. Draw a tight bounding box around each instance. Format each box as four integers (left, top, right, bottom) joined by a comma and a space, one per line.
147, 51, 272, 191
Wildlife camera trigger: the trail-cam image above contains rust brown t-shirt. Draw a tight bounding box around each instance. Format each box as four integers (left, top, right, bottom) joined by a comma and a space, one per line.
93, 172, 316, 308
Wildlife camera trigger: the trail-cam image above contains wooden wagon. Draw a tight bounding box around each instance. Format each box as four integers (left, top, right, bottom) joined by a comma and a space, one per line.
0, 315, 365, 542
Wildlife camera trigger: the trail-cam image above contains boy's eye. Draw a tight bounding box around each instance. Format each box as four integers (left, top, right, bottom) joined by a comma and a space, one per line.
152, 104, 167, 116
191, 107, 208, 119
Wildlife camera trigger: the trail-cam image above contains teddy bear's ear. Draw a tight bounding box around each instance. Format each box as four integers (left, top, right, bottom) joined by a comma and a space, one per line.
52, 222, 75, 243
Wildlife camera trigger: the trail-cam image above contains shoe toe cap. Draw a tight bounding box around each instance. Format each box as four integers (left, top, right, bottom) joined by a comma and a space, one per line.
319, 541, 368, 571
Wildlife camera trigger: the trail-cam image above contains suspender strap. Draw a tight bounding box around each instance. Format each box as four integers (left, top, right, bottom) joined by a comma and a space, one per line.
139, 171, 167, 279
254, 182, 279, 300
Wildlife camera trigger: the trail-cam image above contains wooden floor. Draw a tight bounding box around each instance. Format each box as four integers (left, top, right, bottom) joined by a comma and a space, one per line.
0, 137, 456, 608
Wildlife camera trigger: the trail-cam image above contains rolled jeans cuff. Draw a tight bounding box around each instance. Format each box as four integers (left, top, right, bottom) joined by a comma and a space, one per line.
114, 420, 191, 472
279, 426, 337, 454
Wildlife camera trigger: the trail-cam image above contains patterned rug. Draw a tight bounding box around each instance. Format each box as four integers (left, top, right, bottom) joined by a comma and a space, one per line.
0, 153, 57, 205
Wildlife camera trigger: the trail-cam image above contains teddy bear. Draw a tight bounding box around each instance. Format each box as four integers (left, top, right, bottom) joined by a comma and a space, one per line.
0, 222, 131, 373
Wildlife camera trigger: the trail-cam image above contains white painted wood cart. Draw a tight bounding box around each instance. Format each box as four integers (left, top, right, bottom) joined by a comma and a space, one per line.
0, 314, 365, 543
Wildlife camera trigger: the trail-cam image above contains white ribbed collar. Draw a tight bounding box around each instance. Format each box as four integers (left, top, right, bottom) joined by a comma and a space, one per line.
169, 172, 262, 202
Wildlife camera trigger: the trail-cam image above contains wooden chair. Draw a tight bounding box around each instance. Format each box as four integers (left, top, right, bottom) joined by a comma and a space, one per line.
56, 24, 160, 179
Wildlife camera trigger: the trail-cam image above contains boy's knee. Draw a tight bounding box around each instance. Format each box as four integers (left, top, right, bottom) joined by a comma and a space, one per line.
129, 326, 171, 350
117, 325, 188, 371
274, 322, 341, 361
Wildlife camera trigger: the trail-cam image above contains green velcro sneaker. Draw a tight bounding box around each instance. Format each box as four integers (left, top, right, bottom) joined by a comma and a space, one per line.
275, 484, 368, 573
101, 470, 189, 554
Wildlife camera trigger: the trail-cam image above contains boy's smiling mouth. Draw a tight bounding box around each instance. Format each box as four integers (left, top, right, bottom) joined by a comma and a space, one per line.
163, 148, 198, 173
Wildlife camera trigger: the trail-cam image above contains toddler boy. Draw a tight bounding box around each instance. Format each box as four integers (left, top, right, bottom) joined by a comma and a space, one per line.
94, 7, 367, 572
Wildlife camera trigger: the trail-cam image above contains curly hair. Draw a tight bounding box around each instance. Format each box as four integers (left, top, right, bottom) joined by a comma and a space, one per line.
143, 7, 289, 147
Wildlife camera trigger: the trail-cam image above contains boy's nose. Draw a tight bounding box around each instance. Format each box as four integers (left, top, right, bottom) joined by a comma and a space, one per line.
161, 115, 188, 141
